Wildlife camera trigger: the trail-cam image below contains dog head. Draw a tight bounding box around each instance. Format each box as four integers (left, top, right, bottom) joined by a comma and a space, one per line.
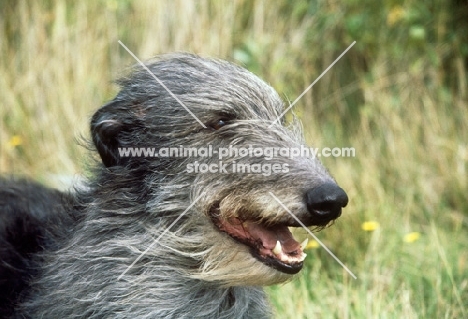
90, 53, 348, 286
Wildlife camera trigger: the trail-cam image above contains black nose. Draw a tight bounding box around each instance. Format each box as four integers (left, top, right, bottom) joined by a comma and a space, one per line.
305, 183, 348, 222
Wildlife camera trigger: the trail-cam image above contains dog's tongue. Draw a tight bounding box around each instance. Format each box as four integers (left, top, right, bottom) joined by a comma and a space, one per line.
223, 218, 300, 254
243, 222, 300, 254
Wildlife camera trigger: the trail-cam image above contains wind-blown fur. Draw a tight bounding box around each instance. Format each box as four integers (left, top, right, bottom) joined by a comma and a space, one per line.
0, 53, 347, 318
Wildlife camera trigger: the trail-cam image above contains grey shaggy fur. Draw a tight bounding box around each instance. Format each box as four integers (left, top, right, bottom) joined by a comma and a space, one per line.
5, 54, 346, 318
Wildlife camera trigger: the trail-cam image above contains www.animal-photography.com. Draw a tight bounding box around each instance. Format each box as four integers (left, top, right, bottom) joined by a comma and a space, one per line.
1, 1, 467, 318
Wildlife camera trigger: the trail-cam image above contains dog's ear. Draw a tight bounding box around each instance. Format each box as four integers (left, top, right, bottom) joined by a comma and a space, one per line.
91, 99, 130, 167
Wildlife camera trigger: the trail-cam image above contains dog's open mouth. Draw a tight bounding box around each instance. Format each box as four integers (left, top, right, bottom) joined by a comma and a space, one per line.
210, 209, 308, 275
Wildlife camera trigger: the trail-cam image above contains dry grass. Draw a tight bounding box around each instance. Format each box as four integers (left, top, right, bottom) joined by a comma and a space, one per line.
1, 0, 467, 317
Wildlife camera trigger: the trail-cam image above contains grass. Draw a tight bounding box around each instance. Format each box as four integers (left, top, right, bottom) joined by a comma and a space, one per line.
1, 0, 467, 317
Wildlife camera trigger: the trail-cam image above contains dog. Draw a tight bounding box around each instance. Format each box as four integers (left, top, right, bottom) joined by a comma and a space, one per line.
0, 53, 348, 318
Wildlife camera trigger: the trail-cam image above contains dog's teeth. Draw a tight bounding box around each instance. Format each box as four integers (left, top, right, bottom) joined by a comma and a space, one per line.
298, 253, 307, 262
300, 238, 309, 250
272, 240, 282, 255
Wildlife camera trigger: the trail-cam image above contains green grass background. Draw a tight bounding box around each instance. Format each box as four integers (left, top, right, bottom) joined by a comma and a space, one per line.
1, 1, 467, 318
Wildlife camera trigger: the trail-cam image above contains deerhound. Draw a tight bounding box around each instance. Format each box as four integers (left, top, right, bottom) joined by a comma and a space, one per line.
0, 53, 348, 318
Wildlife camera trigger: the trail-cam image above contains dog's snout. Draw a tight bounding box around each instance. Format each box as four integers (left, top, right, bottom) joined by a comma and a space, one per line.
305, 183, 348, 221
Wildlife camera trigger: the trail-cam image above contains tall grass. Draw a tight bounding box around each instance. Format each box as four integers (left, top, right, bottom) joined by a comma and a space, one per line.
1, 0, 466, 317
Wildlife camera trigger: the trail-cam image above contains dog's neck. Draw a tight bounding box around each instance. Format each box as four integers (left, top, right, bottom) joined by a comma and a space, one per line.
135, 283, 272, 318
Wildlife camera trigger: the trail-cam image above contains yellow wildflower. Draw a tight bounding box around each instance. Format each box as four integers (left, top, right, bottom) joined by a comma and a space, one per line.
404, 232, 421, 243
305, 240, 319, 250
361, 221, 380, 232
387, 6, 405, 26
8, 135, 23, 147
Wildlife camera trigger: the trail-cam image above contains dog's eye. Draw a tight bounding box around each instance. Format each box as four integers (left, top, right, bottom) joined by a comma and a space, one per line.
210, 119, 228, 130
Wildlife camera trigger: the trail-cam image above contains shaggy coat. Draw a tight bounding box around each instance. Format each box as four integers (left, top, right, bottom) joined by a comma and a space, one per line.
0, 54, 347, 318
